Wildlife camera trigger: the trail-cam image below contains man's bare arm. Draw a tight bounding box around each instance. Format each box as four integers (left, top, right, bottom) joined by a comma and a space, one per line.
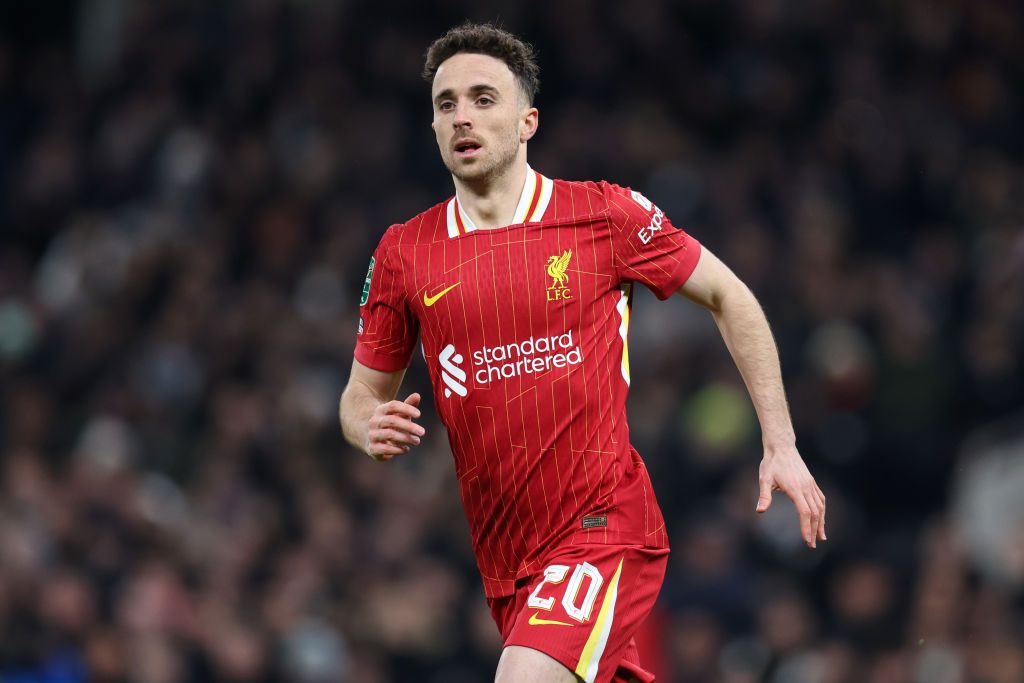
679, 247, 826, 547
340, 359, 425, 461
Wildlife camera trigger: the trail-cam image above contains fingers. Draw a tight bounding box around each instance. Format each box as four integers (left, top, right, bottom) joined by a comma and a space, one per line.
806, 486, 826, 544
804, 491, 820, 548
756, 475, 774, 513
373, 427, 421, 446
368, 441, 410, 461
815, 487, 827, 542
369, 405, 425, 435
366, 398, 426, 461
795, 492, 816, 548
778, 482, 823, 549
382, 398, 422, 421
758, 451, 826, 548
370, 412, 425, 437
796, 487, 827, 549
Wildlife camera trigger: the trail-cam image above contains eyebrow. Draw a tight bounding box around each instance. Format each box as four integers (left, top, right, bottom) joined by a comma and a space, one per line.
433, 84, 501, 105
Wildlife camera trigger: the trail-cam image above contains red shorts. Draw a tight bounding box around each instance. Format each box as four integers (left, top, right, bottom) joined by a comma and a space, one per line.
488, 544, 669, 683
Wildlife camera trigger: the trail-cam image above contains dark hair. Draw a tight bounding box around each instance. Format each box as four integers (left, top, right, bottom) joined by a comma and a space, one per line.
423, 22, 540, 105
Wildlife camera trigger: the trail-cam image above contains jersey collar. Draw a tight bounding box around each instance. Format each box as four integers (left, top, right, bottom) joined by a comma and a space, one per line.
445, 165, 554, 238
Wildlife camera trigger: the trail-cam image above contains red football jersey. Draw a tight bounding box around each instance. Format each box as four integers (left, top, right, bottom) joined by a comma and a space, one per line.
355, 167, 702, 597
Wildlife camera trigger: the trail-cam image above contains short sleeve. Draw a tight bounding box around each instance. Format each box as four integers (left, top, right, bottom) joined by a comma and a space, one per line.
604, 182, 702, 300
354, 225, 418, 372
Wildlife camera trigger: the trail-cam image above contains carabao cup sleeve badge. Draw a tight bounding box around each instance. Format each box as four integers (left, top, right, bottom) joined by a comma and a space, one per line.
360, 256, 374, 306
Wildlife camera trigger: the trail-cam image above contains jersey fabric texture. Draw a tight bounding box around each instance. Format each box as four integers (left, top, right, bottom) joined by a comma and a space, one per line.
355, 167, 702, 598
489, 543, 669, 683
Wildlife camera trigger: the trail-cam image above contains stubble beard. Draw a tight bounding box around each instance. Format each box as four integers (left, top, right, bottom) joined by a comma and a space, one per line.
445, 133, 520, 185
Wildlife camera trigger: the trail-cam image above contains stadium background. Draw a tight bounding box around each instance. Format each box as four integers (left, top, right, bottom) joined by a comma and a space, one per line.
1, 0, 1022, 681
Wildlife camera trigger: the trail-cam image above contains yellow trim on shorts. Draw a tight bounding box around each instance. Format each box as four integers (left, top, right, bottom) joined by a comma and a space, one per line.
574, 557, 624, 682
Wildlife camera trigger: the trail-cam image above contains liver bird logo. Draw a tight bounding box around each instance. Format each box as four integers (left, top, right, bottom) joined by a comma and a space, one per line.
546, 249, 572, 288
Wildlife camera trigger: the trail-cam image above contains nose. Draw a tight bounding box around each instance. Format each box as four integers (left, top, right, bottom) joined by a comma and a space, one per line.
452, 100, 472, 129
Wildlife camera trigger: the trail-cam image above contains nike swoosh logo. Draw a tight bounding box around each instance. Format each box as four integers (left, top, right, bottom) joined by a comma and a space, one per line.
528, 612, 572, 627
423, 282, 460, 307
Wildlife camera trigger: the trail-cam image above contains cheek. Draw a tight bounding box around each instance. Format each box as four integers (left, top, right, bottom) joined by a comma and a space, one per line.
511, 119, 525, 143
490, 113, 517, 138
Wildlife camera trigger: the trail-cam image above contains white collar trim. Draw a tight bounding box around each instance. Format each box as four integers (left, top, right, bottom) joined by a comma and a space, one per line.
445, 165, 553, 238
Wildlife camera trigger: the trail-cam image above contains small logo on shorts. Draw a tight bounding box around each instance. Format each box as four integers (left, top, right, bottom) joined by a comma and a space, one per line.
582, 516, 608, 529
528, 612, 572, 627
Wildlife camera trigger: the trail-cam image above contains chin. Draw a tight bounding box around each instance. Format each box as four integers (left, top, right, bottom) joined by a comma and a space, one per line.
450, 160, 492, 183
445, 149, 515, 183
455, 166, 490, 182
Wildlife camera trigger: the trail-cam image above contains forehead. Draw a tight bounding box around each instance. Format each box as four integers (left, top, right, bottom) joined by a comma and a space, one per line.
432, 53, 517, 96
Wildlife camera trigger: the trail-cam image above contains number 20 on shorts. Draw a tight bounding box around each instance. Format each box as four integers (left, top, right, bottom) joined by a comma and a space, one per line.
527, 562, 604, 622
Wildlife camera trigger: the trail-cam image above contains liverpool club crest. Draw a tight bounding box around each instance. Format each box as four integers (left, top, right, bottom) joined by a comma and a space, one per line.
546, 250, 573, 302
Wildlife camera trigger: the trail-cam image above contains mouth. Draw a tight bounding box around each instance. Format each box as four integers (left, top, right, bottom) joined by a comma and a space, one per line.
453, 139, 482, 158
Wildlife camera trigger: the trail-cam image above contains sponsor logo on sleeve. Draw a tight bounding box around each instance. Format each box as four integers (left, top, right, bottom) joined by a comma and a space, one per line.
629, 189, 667, 244
360, 257, 375, 306
637, 205, 665, 245
630, 189, 653, 211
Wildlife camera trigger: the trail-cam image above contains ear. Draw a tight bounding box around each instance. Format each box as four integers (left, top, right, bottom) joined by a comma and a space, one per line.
519, 106, 539, 143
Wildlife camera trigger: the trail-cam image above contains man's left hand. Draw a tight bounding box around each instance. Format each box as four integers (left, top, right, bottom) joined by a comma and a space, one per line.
756, 447, 826, 548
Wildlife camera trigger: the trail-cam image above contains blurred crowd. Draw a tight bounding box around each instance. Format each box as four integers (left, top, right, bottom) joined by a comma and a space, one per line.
1, 0, 1023, 681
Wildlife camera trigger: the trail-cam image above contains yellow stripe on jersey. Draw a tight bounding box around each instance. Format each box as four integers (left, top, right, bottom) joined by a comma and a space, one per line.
512, 168, 539, 224
575, 557, 624, 683
616, 285, 632, 385
529, 173, 554, 222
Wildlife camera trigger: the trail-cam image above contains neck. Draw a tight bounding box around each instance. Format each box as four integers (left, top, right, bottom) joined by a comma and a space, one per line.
453, 158, 529, 230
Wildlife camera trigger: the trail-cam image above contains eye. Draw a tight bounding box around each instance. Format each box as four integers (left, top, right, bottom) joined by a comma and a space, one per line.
477, 96, 494, 106
438, 101, 455, 112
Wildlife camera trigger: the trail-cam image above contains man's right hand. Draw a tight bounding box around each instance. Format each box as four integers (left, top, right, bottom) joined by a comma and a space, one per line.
365, 393, 425, 461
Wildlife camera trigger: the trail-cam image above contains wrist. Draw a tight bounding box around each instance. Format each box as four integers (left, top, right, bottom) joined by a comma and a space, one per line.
762, 435, 796, 456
